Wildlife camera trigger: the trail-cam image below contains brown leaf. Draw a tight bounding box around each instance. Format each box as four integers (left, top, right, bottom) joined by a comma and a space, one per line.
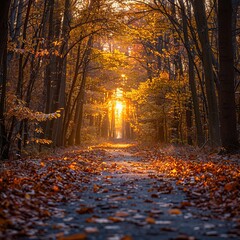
115, 211, 129, 217
121, 235, 133, 240
224, 182, 237, 192
58, 233, 87, 240
173, 235, 195, 240
84, 227, 99, 233
93, 184, 101, 193
144, 199, 153, 203
161, 227, 177, 232
180, 201, 192, 208
76, 207, 94, 214
108, 216, 124, 222
146, 217, 155, 224
85, 217, 95, 223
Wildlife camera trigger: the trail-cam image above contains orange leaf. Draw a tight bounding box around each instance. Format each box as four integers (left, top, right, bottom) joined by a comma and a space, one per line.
168, 208, 182, 215
108, 216, 124, 222
58, 233, 87, 240
76, 207, 94, 214
93, 184, 100, 193
121, 235, 133, 240
146, 217, 155, 224
224, 182, 237, 191
180, 201, 192, 208
52, 185, 59, 192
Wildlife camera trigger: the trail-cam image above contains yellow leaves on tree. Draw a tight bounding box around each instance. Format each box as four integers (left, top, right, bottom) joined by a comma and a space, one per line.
93, 48, 128, 70
6, 92, 61, 121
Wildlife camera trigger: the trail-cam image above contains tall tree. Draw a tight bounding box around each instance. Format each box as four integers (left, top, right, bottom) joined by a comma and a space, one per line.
191, 0, 220, 146
179, 0, 205, 146
0, 0, 12, 159
218, 0, 239, 152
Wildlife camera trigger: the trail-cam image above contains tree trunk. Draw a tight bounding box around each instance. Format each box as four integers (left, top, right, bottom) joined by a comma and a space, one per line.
43, 0, 64, 143
218, 0, 239, 151
62, 44, 81, 145
179, 0, 205, 146
70, 37, 93, 145
15, 0, 33, 154
186, 100, 193, 145
0, 49, 9, 160
52, 0, 71, 146
0, 1, 12, 159
192, 0, 220, 146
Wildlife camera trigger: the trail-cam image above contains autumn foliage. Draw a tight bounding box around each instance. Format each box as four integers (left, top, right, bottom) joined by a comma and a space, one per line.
0, 0, 240, 159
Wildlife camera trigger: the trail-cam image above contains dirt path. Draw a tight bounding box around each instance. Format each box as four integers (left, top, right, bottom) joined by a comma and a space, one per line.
33, 143, 239, 240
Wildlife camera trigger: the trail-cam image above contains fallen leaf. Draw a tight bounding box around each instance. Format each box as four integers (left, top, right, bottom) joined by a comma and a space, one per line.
121, 235, 133, 240
108, 216, 124, 222
115, 211, 129, 217
58, 233, 87, 240
52, 185, 59, 192
224, 182, 237, 191
146, 217, 155, 224
93, 184, 101, 193
76, 207, 94, 214
180, 201, 192, 208
168, 208, 182, 215
144, 199, 153, 203
161, 227, 177, 232
173, 235, 195, 240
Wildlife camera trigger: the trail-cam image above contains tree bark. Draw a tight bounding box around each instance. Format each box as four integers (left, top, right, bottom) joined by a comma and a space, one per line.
62, 44, 81, 145
179, 0, 205, 146
192, 0, 220, 146
0, 0, 12, 159
218, 0, 239, 151
75, 38, 93, 145
52, 0, 71, 146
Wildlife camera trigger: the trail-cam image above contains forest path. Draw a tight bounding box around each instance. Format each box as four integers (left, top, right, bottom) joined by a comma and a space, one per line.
34, 142, 239, 240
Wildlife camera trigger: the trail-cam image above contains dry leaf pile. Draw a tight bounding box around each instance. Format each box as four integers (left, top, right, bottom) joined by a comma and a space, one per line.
0, 149, 106, 238
0, 143, 240, 239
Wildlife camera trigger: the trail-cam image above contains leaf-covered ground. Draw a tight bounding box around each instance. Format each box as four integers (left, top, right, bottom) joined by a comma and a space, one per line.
0, 142, 240, 240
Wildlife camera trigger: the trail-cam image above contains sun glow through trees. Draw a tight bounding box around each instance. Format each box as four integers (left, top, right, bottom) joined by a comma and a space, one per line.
108, 88, 126, 139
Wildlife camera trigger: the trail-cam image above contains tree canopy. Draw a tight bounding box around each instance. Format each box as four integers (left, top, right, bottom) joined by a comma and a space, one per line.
0, 0, 240, 159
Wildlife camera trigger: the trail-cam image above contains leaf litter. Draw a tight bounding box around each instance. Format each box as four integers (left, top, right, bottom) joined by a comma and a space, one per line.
0, 143, 240, 239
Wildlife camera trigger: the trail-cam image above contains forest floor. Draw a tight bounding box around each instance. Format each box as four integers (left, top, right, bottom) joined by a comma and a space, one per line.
1, 142, 240, 240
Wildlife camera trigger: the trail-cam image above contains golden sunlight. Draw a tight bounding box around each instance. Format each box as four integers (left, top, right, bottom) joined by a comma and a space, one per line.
115, 100, 123, 115
115, 99, 124, 139
108, 88, 127, 139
